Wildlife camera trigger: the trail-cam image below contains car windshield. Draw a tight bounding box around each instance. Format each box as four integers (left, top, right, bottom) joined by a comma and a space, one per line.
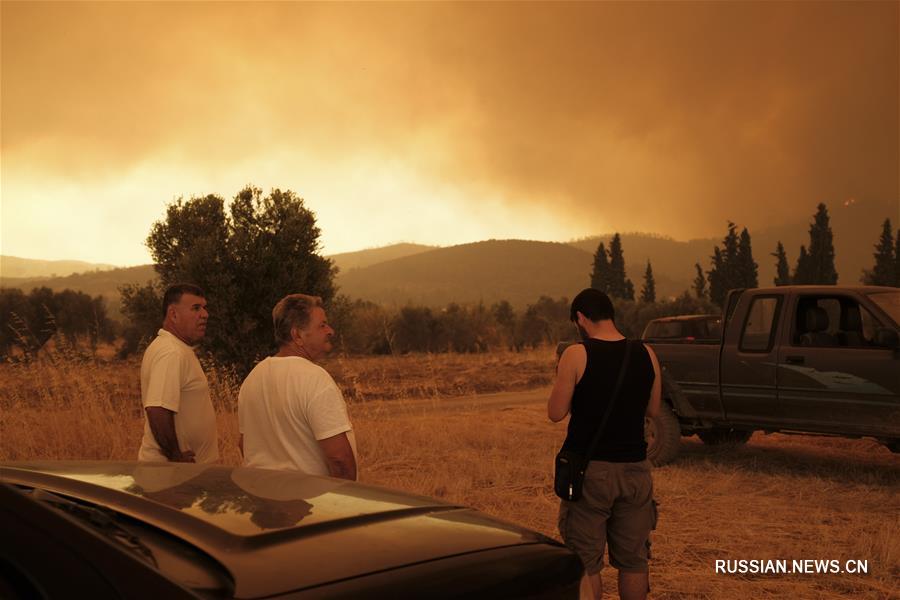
25, 487, 234, 595
866, 291, 900, 325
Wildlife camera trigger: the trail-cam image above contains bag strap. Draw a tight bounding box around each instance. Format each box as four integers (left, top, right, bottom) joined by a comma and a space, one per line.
583, 339, 635, 460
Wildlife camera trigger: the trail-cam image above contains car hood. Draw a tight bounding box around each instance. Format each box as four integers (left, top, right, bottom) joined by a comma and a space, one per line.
1, 461, 556, 598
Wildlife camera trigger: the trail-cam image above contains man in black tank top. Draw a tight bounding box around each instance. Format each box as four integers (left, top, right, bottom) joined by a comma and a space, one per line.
549, 288, 662, 600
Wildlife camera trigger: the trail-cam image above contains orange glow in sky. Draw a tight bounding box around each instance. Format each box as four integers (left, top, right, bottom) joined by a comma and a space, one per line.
2, 2, 897, 265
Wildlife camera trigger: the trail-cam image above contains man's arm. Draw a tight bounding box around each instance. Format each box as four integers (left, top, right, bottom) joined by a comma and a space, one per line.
145, 406, 195, 462
548, 345, 586, 422
644, 344, 662, 418
317, 432, 357, 480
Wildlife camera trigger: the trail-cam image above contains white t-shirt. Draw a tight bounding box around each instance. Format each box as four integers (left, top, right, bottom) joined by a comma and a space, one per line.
138, 329, 219, 463
238, 356, 356, 477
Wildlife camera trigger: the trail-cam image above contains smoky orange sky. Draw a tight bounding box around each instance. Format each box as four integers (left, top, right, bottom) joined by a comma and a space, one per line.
2, 1, 898, 265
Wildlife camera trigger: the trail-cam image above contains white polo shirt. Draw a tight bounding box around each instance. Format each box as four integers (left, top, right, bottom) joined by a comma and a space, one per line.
138, 329, 219, 463
238, 356, 356, 477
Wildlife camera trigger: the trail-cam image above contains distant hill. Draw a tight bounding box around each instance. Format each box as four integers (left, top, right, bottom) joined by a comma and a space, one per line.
330, 243, 436, 274
1, 265, 157, 320
335, 239, 596, 308
2, 203, 891, 320
0, 255, 117, 278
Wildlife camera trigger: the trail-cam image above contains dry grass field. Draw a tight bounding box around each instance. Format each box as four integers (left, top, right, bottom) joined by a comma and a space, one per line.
1, 350, 897, 599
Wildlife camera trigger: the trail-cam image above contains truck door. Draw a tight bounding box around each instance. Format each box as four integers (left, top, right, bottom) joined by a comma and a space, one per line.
720, 294, 784, 425
777, 293, 900, 437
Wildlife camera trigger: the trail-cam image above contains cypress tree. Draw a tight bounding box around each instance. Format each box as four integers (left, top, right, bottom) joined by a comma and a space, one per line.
693, 263, 707, 298
590, 242, 612, 293
794, 245, 812, 284
707, 222, 741, 306
640, 261, 656, 303
895, 229, 900, 285
607, 234, 634, 300
708, 247, 725, 306
863, 219, 896, 285
772, 241, 791, 286
806, 203, 838, 284
736, 227, 758, 288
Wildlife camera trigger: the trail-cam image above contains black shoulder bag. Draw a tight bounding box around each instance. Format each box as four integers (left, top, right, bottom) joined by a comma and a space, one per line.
554, 339, 634, 501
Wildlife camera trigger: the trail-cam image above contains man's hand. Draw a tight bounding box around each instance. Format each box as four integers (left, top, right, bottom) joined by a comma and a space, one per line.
146, 406, 193, 462
171, 450, 196, 463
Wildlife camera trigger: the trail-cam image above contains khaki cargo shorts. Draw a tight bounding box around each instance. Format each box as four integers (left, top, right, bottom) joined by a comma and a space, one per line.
558, 459, 657, 574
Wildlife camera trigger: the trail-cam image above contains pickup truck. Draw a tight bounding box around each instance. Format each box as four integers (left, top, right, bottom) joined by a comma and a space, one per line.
645, 285, 900, 465
641, 314, 722, 344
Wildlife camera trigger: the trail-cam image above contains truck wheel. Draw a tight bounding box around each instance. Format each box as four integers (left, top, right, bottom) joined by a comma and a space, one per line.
645, 403, 681, 466
697, 428, 752, 446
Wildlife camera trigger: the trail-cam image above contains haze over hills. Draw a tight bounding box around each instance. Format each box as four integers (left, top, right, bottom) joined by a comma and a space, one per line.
0, 256, 117, 279
330, 243, 435, 274
1, 202, 894, 318
335, 239, 595, 308
1, 265, 156, 320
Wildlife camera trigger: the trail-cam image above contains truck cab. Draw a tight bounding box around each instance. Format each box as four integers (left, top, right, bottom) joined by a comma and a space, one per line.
647, 286, 900, 464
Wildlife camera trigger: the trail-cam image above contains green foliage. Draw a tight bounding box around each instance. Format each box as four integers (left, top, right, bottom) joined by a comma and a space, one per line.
861, 219, 897, 286
298, 290, 726, 355
328, 296, 394, 355
590, 242, 612, 293
117, 281, 164, 357
607, 234, 635, 300
613, 293, 720, 339
123, 186, 336, 374
895, 230, 900, 286
391, 306, 441, 354
518, 296, 571, 348
707, 223, 757, 306
772, 242, 791, 286
737, 228, 758, 289
793, 245, 812, 284
693, 263, 707, 298
795, 203, 838, 284
0, 287, 115, 358
640, 261, 656, 303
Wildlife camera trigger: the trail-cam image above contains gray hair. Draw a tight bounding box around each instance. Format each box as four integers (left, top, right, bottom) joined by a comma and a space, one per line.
273, 294, 323, 346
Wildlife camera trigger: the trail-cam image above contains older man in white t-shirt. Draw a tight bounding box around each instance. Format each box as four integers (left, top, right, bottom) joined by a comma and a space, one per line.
238, 294, 357, 480
138, 284, 218, 464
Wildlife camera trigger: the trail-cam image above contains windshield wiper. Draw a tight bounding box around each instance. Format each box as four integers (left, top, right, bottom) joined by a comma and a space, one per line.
27, 488, 158, 568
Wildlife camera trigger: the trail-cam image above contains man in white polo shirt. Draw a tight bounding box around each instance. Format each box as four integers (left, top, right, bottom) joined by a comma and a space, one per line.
138, 283, 218, 463
238, 293, 356, 480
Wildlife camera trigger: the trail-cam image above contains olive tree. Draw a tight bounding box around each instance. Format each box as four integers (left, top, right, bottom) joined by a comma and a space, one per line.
121, 186, 336, 373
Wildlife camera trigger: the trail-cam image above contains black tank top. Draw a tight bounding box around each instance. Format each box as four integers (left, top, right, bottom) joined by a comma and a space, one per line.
561, 338, 655, 463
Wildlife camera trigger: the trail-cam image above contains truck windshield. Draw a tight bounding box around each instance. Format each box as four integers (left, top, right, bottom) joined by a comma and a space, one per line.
867, 291, 900, 326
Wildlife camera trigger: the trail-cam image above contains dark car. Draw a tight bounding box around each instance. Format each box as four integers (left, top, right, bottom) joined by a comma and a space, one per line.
641, 314, 722, 344
0, 461, 582, 599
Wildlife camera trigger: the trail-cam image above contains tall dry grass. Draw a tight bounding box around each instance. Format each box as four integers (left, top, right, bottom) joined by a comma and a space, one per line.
1, 350, 897, 598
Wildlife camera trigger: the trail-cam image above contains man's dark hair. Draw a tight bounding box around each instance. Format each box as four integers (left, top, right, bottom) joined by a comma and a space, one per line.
570, 288, 615, 322
162, 283, 205, 317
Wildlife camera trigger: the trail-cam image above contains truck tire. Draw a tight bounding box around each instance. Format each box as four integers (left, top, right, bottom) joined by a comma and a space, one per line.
697, 428, 752, 446
645, 403, 681, 466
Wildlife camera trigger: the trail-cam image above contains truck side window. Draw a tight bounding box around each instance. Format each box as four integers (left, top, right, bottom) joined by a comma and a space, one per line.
739, 296, 780, 352
847, 306, 884, 346
793, 296, 882, 347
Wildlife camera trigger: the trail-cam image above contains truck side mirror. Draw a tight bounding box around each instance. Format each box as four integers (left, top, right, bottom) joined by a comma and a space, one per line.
874, 328, 900, 349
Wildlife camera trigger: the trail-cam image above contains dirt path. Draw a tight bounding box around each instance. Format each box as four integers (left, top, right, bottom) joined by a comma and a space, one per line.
348, 386, 551, 418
